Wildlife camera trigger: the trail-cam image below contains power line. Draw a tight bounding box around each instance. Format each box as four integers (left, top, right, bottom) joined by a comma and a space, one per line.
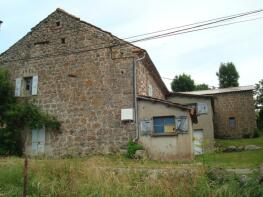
72, 8, 263, 53
1, 9, 263, 63
123, 9, 263, 40
129, 15, 263, 44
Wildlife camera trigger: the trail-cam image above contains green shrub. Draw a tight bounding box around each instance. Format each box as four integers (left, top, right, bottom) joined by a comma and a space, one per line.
0, 69, 60, 155
126, 140, 143, 158
253, 128, 260, 138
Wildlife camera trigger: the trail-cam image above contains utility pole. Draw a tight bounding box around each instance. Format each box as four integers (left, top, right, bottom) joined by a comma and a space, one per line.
0, 20, 2, 30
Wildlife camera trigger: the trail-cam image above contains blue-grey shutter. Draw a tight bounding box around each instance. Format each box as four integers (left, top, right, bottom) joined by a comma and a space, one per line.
37, 128, 45, 154
31, 75, 38, 95
32, 129, 38, 154
176, 117, 188, 132
140, 119, 153, 135
15, 78, 22, 97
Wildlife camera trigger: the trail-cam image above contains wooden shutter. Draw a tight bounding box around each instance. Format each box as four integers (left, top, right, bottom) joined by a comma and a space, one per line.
140, 119, 153, 135
15, 78, 22, 97
37, 128, 45, 154
32, 129, 38, 155
176, 116, 188, 132
31, 75, 38, 95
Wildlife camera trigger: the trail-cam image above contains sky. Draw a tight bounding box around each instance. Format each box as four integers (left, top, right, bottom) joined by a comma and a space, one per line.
0, 0, 263, 90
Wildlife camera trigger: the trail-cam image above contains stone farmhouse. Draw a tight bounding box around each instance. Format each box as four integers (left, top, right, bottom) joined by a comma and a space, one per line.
0, 9, 196, 160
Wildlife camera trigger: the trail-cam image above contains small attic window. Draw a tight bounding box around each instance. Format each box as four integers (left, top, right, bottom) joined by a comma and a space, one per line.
34, 41, 50, 45
56, 21, 61, 27
61, 38, 65, 44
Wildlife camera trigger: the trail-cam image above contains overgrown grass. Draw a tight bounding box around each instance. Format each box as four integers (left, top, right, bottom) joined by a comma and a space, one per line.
196, 136, 263, 168
0, 156, 262, 197
0, 137, 263, 196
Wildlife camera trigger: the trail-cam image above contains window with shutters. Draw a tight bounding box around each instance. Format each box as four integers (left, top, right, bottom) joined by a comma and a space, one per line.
15, 75, 38, 97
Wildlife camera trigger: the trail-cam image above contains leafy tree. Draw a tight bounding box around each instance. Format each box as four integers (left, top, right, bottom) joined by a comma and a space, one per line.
216, 62, 240, 88
0, 69, 60, 155
255, 79, 263, 130
195, 83, 210, 91
171, 73, 195, 92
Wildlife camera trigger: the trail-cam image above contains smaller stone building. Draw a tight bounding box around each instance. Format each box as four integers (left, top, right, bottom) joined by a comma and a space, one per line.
184, 86, 256, 138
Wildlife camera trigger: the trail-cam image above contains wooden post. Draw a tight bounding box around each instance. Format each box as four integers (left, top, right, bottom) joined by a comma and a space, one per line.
23, 156, 28, 197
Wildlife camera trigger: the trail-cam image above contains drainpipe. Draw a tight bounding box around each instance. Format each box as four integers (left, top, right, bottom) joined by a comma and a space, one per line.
133, 51, 146, 142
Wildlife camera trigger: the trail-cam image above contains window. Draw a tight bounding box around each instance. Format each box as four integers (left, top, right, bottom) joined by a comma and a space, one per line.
61, 38, 65, 44
229, 117, 236, 127
148, 84, 153, 97
197, 103, 208, 114
15, 75, 38, 97
153, 116, 175, 133
24, 77, 32, 92
56, 21, 61, 27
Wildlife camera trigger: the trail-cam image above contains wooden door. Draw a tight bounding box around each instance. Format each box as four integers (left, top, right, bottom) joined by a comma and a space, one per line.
193, 130, 204, 155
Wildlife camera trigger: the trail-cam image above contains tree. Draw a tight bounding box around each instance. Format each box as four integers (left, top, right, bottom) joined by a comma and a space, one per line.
0, 69, 60, 155
216, 62, 240, 88
195, 83, 210, 91
255, 79, 263, 130
171, 73, 210, 92
171, 74, 195, 92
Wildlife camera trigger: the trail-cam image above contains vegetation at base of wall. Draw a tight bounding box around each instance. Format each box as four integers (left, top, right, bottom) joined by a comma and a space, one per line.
0, 69, 60, 156
126, 140, 143, 158
0, 157, 262, 197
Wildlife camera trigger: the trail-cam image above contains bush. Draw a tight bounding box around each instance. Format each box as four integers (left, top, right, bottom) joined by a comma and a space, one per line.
253, 128, 260, 138
0, 69, 60, 155
126, 140, 143, 158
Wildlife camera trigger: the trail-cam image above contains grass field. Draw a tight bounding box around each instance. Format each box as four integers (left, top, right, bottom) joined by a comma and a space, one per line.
196, 136, 263, 168
0, 136, 262, 196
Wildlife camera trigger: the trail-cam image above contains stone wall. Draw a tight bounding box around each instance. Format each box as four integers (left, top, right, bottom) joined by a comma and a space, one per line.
213, 91, 256, 138
0, 9, 139, 157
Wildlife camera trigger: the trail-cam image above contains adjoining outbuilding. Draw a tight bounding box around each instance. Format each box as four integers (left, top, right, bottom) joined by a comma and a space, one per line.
137, 95, 194, 160
183, 86, 256, 139
167, 92, 214, 154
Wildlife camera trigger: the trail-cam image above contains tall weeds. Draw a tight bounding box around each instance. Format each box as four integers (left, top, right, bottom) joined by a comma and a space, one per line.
0, 157, 262, 197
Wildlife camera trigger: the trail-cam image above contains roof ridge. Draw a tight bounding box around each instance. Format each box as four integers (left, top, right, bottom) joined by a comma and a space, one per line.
56, 8, 80, 20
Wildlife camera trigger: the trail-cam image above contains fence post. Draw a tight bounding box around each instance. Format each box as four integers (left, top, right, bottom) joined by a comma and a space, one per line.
23, 156, 28, 197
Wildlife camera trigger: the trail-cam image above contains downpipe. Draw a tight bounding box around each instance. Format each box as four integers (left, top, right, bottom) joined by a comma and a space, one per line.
133, 52, 146, 142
